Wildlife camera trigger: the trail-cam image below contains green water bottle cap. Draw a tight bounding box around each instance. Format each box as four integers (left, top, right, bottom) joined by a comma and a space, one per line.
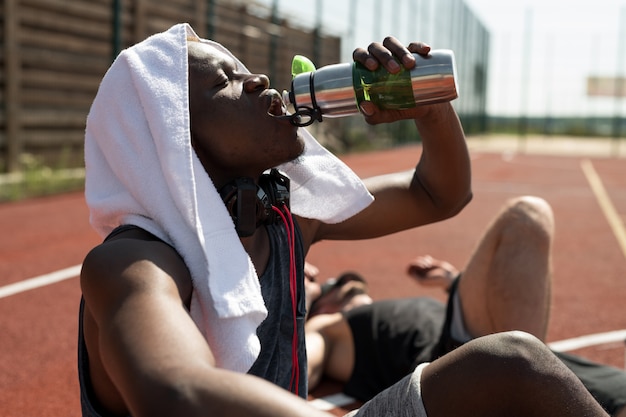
291, 55, 316, 78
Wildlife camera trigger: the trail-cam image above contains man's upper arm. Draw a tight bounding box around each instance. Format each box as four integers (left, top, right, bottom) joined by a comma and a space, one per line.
305, 327, 327, 390
80, 238, 216, 414
305, 314, 355, 387
311, 171, 438, 242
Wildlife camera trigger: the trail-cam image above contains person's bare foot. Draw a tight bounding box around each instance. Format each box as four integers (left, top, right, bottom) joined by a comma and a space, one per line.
406, 255, 459, 292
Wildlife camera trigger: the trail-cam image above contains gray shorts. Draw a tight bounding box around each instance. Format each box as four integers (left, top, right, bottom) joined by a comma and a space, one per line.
344, 363, 430, 417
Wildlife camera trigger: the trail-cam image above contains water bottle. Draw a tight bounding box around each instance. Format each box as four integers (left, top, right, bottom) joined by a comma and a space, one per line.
282, 50, 458, 126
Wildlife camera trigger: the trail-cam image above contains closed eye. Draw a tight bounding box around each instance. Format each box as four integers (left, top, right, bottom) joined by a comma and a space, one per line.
212, 75, 229, 90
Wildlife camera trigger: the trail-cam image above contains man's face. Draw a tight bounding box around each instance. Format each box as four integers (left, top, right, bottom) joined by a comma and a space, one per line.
187, 42, 305, 186
305, 269, 373, 318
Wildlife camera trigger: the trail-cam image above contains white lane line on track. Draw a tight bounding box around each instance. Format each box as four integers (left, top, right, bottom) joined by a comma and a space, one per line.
548, 329, 626, 352
309, 393, 357, 411
581, 158, 626, 259
0, 264, 81, 299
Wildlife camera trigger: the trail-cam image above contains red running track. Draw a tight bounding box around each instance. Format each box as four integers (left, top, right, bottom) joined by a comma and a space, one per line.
1, 145, 625, 416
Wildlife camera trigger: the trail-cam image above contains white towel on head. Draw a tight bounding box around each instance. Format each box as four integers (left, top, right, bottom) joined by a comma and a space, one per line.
84, 23, 373, 373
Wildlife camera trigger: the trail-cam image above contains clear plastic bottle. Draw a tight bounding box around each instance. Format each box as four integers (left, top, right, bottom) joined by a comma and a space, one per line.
282, 50, 458, 126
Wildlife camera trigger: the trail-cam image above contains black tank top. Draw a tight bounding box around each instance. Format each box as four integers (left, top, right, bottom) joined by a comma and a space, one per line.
78, 222, 307, 417
247, 221, 307, 396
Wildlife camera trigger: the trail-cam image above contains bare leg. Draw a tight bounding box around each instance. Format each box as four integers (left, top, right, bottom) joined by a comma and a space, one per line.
458, 196, 554, 341
421, 331, 609, 417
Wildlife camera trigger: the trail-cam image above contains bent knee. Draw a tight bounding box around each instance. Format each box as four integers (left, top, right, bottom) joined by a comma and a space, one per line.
502, 196, 554, 241
422, 331, 555, 413
507, 196, 553, 224
488, 330, 544, 354
469, 331, 550, 374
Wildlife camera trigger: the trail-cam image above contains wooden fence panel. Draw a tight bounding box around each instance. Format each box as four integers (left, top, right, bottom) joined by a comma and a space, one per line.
0, 0, 341, 173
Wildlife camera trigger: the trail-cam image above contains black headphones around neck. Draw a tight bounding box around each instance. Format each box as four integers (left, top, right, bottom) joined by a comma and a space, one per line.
219, 169, 290, 237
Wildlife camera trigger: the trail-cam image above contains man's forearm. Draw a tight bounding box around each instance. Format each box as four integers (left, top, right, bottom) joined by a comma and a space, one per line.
128, 367, 333, 417
412, 102, 472, 217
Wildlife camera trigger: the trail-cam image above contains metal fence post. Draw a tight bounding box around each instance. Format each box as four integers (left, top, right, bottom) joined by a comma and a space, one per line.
269, 0, 279, 83
4, 0, 21, 172
612, 6, 626, 150
207, 0, 216, 39
112, 0, 123, 61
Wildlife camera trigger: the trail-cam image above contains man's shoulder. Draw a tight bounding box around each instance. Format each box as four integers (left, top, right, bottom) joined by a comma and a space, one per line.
86, 227, 180, 269
81, 227, 192, 301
